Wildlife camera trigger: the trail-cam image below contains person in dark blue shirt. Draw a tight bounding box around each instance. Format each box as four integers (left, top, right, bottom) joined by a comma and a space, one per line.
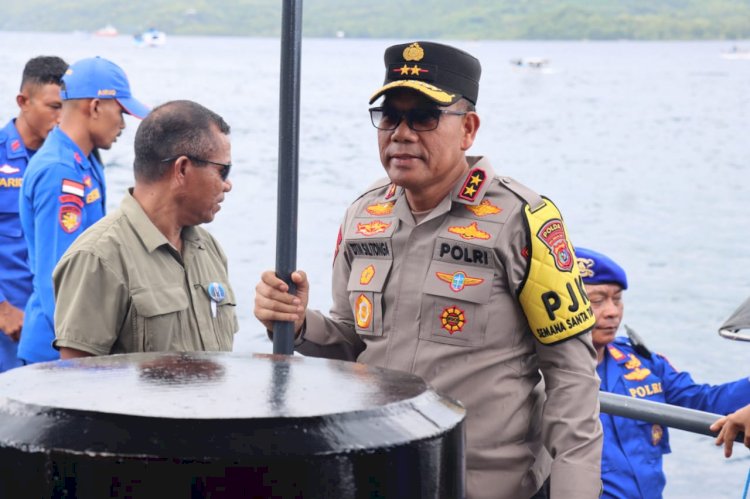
576, 247, 750, 499
0, 56, 67, 372
18, 57, 149, 364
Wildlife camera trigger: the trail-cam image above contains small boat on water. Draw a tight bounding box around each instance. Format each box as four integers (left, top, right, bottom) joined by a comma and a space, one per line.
720, 46, 750, 60
510, 57, 550, 69
94, 24, 118, 37
134, 28, 167, 48
509, 57, 556, 74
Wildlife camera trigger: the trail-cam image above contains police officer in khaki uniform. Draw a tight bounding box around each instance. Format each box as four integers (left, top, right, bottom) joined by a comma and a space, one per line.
255, 42, 602, 499
53, 100, 238, 357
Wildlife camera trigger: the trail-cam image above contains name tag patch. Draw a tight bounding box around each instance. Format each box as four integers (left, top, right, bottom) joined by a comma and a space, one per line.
433, 238, 492, 267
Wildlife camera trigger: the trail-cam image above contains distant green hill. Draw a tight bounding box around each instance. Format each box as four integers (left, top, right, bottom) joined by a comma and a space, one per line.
2, 0, 749, 40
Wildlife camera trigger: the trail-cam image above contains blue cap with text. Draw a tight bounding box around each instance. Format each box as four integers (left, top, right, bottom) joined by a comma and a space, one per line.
61, 57, 149, 119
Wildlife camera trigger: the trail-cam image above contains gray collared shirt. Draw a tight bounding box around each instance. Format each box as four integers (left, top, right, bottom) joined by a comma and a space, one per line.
53, 190, 238, 355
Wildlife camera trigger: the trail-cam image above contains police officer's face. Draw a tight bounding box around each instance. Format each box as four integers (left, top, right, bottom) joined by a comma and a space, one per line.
91, 98, 125, 150
378, 90, 478, 198
586, 283, 624, 350
19, 83, 63, 143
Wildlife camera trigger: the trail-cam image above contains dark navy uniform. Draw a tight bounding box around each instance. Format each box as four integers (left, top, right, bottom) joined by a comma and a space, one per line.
0, 119, 34, 372
18, 127, 106, 363
598, 337, 750, 498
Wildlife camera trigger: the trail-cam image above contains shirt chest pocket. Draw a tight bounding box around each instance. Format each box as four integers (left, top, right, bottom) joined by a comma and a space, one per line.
418, 261, 494, 347
347, 259, 392, 337
131, 286, 189, 352
196, 281, 239, 342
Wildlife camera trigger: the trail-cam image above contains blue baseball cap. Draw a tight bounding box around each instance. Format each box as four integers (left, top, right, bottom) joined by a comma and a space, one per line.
575, 247, 628, 290
61, 57, 149, 119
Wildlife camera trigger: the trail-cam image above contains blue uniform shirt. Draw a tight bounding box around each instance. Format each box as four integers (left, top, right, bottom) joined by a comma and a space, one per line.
598, 336, 750, 499
0, 119, 34, 372
18, 127, 106, 363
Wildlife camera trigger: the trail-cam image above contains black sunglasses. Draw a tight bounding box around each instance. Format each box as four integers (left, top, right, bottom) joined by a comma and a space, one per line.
161, 155, 231, 181
368, 106, 467, 132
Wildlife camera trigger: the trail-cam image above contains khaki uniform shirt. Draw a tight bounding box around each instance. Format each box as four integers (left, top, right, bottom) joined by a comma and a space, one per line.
299, 157, 602, 499
53, 191, 238, 355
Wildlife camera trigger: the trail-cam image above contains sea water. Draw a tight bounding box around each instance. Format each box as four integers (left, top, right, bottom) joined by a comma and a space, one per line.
0, 32, 748, 498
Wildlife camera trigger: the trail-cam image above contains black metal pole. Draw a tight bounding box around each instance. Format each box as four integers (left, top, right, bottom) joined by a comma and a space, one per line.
600, 392, 745, 443
273, 0, 303, 355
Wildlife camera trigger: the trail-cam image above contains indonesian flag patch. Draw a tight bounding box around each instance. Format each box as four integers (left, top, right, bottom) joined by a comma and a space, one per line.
61, 179, 85, 197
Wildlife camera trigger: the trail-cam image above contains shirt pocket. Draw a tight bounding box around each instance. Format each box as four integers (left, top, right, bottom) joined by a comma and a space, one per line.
418, 260, 494, 347
197, 281, 239, 342
131, 285, 189, 351
347, 258, 392, 337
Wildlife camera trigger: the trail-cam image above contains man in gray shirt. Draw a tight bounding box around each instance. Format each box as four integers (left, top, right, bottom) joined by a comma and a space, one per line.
53, 100, 238, 357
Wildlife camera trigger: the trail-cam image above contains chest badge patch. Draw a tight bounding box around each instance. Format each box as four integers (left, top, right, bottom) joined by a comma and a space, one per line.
0, 164, 20, 175
366, 201, 395, 216
356, 220, 391, 236
355, 294, 373, 329
208, 282, 226, 302
465, 199, 501, 217
59, 205, 82, 233
624, 367, 652, 381
448, 221, 490, 241
537, 218, 574, 272
651, 424, 663, 445
360, 265, 375, 285
86, 188, 101, 204
440, 305, 466, 334
436, 271, 484, 292
207, 282, 226, 318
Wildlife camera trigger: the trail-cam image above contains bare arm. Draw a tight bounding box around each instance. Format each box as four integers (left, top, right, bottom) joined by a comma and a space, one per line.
59, 346, 94, 359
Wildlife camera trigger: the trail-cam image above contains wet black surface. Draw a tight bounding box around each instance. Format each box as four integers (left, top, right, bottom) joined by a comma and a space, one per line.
0, 352, 466, 498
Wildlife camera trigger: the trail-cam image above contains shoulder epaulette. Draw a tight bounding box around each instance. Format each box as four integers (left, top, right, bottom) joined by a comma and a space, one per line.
496, 176, 545, 212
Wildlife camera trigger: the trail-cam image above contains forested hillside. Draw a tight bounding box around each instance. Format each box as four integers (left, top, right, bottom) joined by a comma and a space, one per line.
2, 0, 749, 40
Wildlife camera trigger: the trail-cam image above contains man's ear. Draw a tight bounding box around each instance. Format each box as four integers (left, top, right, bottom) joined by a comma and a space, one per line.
88, 98, 101, 118
173, 156, 190, 185
460, 112, 480, 151
16, 92, 29, 110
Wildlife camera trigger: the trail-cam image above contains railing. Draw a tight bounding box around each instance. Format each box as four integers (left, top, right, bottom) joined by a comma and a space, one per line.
600, 392, 745, 442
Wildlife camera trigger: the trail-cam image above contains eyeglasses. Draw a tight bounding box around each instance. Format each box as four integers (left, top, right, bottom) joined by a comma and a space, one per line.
368, 106, 468, 132
161, 155, 231, 181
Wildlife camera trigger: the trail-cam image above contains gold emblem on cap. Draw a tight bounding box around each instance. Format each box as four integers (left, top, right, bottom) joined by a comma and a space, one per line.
403, 42, 424, 61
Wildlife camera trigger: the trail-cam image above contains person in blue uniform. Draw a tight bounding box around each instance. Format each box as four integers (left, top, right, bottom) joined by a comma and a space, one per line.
0, 56, 68, 372
576, 247, 750, 499
18, 57, 149, 364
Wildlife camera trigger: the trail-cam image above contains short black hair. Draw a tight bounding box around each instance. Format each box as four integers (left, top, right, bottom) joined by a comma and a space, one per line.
20, 56, 68, 91
134, 100, 231, 183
